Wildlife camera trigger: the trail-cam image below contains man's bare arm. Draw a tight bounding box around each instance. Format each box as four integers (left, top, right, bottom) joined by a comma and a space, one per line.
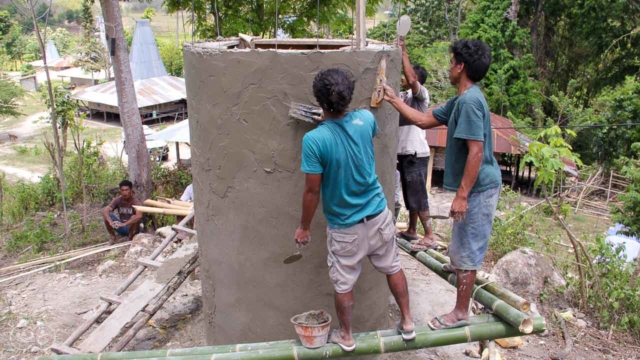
103, 206, 114, 221
124, 211, 143, 226
400, 40, 421, 95
383, 84, 442, 129
300, 174, 322, 230
458, 140, 484, 198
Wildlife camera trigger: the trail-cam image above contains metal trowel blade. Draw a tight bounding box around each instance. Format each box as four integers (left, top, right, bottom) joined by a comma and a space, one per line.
397, 15, 411, 38
283, 251, 303, 264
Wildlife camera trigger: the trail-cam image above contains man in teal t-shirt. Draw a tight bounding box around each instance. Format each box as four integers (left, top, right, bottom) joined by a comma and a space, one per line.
382, 40, 502, 331
295, 68, 415, 352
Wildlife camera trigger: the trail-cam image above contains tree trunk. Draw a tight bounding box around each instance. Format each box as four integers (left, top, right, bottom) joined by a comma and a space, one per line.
444, 0, 455, 42
30, 2, 70, 234
530, 0, 544, 66
100, 0, 152, 202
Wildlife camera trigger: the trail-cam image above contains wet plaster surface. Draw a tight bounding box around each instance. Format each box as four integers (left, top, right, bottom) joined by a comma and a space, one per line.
184, 46, 402, 346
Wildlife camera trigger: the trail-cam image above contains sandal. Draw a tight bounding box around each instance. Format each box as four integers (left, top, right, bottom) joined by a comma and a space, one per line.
330, 329, 356, 352
428, 316, 470, 330
397, 231, 420, 241
410, 241, 439, 251
397, 323, 416, 341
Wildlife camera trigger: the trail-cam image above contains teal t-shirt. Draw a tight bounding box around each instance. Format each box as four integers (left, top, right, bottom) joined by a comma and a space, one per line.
301, 109, 387, 229
432, 85, 502, 193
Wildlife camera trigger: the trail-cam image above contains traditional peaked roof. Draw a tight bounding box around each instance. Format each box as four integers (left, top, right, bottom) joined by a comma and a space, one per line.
45, 40, 61, 63
129, 19, 167, 81
72, 75, 186, 108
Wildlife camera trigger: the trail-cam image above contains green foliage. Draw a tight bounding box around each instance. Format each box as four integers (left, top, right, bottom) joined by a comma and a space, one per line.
1, 174, 58, 225
12, 144, 42, 156
141, 7, 156, 22
490, 196, 538, 258
612, 147, 640, 236
0, 78, 24, 117
583, 236, 640, 337
158, 41, 183, 77
522, 126, 583, 192
541, 201, 570, 217
6, 213, 58, 253
163, 0, 382, 39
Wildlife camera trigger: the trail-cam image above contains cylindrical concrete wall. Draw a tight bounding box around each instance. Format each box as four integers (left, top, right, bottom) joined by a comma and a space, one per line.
184, 45, 401, 345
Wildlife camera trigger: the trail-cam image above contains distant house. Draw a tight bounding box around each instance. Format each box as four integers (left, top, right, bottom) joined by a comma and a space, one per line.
19, 75, 37, 92
71, 20, 187, 123
57, 67, 113, 87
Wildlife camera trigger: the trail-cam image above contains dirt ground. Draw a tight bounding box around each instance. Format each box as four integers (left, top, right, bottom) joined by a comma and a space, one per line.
0, 190, 638, 359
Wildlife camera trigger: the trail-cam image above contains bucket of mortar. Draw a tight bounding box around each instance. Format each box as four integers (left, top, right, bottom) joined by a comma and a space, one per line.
290, 310, 332, 348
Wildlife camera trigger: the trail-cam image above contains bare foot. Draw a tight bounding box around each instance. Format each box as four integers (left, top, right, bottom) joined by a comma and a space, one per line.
397, 231, 419, 241
109, 235, 117, 245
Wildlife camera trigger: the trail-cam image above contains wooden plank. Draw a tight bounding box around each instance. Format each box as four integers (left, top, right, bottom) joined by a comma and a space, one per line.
355, 0, 366, 49
427, 148, 435, 193
172, 225, 197, 236
370, 57, 387, 108
137, 258, 163, 269
50, 344, 81, 355
100, 294, 124, 305
78, 240, 199, 353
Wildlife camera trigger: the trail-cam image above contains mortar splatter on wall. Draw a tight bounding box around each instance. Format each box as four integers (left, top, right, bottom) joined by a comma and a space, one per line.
184, 41, 401, 345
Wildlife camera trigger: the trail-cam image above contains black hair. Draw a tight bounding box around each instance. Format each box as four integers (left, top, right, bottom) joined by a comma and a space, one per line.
312, 68, 355, 114
119, 180, 133, 189
450, 39, 491, 82
412, 65, 428, 85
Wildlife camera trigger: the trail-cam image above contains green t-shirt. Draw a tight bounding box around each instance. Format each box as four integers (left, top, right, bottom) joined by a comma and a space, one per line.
432, 85, 502, 193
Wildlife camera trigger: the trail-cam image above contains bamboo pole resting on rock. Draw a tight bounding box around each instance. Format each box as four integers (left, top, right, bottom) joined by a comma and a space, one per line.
397, 238, 534, 333
424, 249, 531, 312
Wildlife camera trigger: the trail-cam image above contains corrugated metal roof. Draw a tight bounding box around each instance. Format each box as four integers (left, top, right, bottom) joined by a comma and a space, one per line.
71, 75, 186, 108
129, 20, 168, 80
425, 113, 530, 154
57, 67, 112, 80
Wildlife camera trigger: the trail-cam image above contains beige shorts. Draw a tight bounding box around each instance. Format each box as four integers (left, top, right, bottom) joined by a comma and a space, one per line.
326, 208, 401, 293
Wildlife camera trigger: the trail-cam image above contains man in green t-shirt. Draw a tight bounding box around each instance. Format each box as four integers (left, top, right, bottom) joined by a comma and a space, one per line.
382, 39, 502, 330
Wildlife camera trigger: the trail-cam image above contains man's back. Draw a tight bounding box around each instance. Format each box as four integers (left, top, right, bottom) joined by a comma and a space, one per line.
301, 109, 386, 229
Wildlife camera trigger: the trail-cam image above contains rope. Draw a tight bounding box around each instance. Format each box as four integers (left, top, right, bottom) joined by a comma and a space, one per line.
470, 280, 495, 313
275, 0, 279, 49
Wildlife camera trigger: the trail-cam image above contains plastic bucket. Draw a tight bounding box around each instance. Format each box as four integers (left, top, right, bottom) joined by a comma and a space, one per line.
290, 310, 332, 349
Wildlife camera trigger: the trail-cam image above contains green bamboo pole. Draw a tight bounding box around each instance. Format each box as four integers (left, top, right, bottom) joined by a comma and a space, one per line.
41, 318, 545, 360
425, 248, 531, 312
397, 238, 534, 334
41, 315, 504, 360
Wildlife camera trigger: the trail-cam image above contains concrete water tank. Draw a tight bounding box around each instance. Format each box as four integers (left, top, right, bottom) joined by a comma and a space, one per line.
184, 40, 401, 345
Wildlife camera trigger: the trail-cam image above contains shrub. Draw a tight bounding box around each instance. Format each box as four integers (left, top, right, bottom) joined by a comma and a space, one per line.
489, 203, 537, 258
6, 212, 58, 253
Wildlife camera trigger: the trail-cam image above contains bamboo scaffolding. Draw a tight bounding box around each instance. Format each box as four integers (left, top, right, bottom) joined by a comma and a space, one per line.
396, 239, 534, 333
143, 199, 192, 211
59, 212, 195, 347
423, 249, 531, 312
39, 316, 545, 360
132, 205, 190, 216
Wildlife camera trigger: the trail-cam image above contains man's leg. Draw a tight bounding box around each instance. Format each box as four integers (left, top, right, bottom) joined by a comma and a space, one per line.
402, 156, 436, 247
104, 217, 117, 243
333, 290, 355, 346
428, 269, 475, 329
127, 220, 141, 240
387, 270, 414, 332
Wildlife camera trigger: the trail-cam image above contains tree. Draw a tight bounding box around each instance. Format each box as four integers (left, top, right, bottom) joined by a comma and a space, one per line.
141, 7, 156, 22
75, 0, 111, 81
9, 0, 70, 234
158, 41, 182, 76
612, 143, 640, 237
162, 0, 383, 39
100, 0, 153, 202
0, 78, 24, 117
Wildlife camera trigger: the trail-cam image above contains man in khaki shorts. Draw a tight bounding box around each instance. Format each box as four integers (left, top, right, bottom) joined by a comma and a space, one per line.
294, 68, 415, 352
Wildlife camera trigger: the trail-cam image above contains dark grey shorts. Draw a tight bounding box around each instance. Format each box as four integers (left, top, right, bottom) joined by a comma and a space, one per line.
397, 154, 429, 212
449, 186, 501, 270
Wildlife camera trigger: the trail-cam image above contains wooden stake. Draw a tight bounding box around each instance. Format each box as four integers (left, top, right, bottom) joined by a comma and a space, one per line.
355, 0, 366, 49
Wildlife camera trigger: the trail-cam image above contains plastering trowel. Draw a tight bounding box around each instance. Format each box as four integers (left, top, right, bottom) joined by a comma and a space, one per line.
283, 243, 306, 264
288, 102, 323, 124
370, 15, 412, 108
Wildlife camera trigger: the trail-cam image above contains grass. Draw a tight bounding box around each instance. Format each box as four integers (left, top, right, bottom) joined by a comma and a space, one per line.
0, 93, 46, 129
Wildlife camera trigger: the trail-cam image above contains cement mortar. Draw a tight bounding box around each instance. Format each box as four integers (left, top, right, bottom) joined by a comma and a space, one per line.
184, 46, 401, 346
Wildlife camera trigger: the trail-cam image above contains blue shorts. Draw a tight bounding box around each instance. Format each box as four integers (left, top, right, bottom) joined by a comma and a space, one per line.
109, 213, 130, 237
448, 186, 501, 271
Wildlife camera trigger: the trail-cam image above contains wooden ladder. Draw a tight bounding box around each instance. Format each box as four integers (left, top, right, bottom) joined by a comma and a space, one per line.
51, 212, 198, 355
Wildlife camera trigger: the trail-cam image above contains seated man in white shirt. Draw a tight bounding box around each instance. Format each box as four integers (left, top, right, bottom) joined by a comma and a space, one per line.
180, 184, 194, 203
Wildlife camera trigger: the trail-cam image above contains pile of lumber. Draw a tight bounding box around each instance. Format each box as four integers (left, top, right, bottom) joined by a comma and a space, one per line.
135, 198, 194, 217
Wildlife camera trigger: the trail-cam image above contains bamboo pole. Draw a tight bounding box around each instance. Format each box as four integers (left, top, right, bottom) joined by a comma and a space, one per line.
0, 242, 131, 284
133, 205, 190, 216
40, 317, 545, 360
156, 198, 193, 208
396, 239, 534, 333
423, 249, 531, 312
59, 212, 195, 347
0, 242, 111, 273
143, 199, 192, 211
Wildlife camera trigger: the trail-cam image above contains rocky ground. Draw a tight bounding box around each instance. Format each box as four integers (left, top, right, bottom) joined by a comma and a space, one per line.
1, 191, 638, 359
